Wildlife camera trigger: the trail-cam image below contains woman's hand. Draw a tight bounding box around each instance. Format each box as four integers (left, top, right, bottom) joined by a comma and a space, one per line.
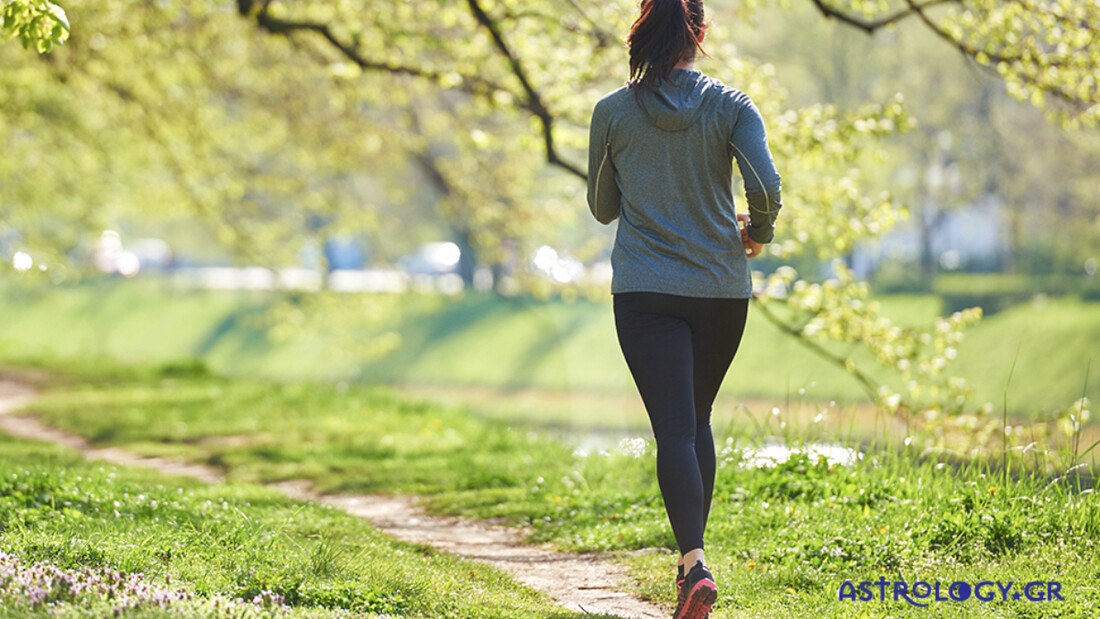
736, 213, 764, 258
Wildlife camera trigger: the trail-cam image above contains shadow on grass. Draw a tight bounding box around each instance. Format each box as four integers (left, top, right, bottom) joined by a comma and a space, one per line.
192, 304, 273, 359
504, 307, 589, 392
356, 293, 520, 382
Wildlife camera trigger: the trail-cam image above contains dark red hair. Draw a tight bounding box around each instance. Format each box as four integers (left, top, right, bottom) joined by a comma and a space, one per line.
627, 0, 706, 91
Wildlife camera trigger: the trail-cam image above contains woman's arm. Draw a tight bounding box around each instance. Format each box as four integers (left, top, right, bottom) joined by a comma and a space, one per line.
730, 96, 783, 244
587, 100, 621, 225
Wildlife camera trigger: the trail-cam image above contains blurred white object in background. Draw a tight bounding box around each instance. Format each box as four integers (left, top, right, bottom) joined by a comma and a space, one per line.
11, 251, 33, 272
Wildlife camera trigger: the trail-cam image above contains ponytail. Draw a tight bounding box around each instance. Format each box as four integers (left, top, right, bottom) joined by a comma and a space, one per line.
627, 0, 706, 91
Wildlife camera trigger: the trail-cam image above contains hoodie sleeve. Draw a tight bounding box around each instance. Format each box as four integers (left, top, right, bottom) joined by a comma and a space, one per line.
730, 95, 783, 244
587, 99, 621, 225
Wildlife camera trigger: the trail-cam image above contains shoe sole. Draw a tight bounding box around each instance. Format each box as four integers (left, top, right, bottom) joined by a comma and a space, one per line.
674, 578, 716, 619
674, 579, 687, 611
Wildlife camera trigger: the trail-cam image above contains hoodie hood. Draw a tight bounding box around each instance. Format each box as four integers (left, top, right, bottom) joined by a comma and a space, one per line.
636, 69, 711, 132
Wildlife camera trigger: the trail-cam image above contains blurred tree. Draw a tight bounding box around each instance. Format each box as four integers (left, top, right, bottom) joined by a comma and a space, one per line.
793, 0, 1100, 279
1, 3, 389, 273
4, 0, 1095, 423
230, 0, 913, 266
233, 0, 1099, 177
731, 0, 1099, 281
799, 0, 1099, 128
991, 100, 1100, 276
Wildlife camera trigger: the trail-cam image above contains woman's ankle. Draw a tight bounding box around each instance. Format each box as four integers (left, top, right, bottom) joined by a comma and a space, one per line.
680, 547, 705, 568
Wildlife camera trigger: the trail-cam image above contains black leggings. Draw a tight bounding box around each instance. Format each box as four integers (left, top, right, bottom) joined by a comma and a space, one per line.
613, 292, 749, 556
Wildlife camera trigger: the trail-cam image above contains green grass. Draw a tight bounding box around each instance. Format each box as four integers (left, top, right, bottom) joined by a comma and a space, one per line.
0, 278, 1095, 416
0, 430, 616, 619
6, 362, 1098, 618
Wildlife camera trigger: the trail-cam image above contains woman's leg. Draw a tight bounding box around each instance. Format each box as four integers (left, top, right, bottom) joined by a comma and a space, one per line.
687, 298, 749, 536
613, 292, 706, 556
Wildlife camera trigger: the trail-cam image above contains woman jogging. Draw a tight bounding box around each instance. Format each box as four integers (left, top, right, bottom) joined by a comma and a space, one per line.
586, 1, 782, 617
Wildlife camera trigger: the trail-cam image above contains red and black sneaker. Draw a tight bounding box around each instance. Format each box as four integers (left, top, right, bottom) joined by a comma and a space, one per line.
673, 561, 716, 619
673, 564, 688, 618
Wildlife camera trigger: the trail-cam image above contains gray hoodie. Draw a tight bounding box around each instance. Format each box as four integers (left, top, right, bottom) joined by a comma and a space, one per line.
587, 68, 782, 298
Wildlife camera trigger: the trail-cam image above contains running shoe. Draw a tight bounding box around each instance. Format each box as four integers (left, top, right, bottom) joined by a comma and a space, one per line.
673, 564, 687, 618
674, 561, 716, 619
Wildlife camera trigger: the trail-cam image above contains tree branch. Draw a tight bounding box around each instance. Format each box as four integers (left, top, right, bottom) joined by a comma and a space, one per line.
242, 6, 512, 101
808, 0, 957, 34
751, 295, 882, 403
235, 0, 586, 181
102, 80, 272, 268
465, 0, 586, 180
811, 0, 1097, 112
561, 0, 617, 48
902, 0, 1093, 111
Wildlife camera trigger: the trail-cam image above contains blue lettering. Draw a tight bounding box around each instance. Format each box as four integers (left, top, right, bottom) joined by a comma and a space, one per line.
838, 578, 1064, 604
874, 577, 889, 601
949, 582, 972, 602
894, 581, 928, 608
912, 581, 932, 599
1048, 581, 1064, 601
839, 581, 857, 601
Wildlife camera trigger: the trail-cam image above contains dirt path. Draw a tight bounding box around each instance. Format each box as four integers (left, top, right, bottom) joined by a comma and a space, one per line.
0, 379, 668, 619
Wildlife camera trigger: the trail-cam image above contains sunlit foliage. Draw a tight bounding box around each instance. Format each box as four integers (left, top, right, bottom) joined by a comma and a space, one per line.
0, 0, 68, 52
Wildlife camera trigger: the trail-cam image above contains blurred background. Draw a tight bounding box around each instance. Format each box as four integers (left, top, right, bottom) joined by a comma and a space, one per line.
2, 0, 1097, 448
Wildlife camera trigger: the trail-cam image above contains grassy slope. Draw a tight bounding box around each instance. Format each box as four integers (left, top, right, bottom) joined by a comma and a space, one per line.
0, 279, 1095, 415
0, 431, 614, 619
8, 364, 1099, 618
